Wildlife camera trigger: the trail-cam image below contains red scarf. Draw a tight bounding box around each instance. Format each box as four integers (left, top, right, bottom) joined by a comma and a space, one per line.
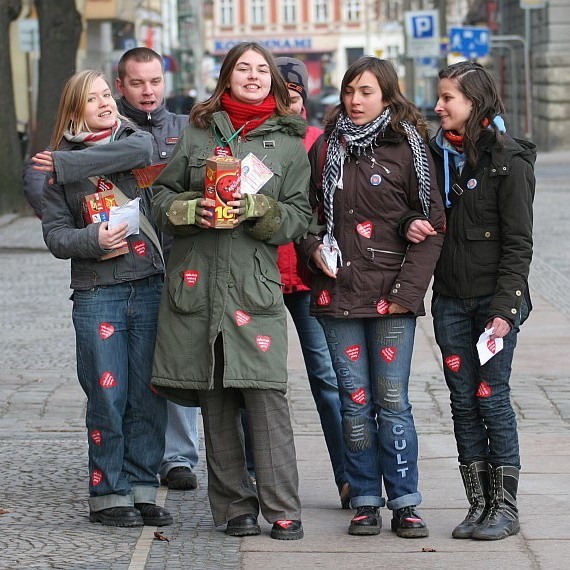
443, 129, 464, 152
220, 92, 277, 137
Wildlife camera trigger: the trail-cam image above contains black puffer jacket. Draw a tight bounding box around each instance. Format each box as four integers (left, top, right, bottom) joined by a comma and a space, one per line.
429, 130, 536, 325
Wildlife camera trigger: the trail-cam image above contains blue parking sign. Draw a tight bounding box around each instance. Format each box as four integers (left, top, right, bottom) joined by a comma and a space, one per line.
411, 14, 435, 38
449, 27, 490, 58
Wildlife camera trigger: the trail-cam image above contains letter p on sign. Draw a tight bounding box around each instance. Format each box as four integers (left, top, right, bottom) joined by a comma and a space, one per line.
412, 15, 434, 38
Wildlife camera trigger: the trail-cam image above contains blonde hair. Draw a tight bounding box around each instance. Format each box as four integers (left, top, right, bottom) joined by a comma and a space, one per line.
50, 70, 112, 149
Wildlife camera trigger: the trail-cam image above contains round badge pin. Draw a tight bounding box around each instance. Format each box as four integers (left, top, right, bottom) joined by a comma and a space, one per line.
467, 178, 477, 189
370, 173, 382, 186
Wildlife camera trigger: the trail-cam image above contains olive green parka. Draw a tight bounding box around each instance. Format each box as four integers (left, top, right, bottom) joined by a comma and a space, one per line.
150, 111, 311, 405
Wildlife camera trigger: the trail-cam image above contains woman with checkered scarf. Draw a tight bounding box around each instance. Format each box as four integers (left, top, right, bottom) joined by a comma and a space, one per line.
297, 57, 445, 538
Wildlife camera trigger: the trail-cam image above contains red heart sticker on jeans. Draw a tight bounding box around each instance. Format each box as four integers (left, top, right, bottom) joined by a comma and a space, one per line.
98, 322, 114, 340
350, 387, 367, 405
99, 372, 117, 388
445, 355, 462, 372
476, 381, 492, 398
256, 335, 272, 352
381, 346, 397, 363
90, 430, 102, 446
345, 345, 361, 361
90, 469, 104, 486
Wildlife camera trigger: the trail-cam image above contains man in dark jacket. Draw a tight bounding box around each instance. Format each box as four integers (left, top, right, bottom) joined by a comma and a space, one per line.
115, 47, 200, 491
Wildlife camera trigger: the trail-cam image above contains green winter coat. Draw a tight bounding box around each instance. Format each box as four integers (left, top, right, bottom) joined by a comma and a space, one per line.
150, 111, 311, 405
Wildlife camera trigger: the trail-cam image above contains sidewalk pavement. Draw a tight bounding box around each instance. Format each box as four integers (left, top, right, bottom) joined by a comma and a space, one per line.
1, 149, 569, 568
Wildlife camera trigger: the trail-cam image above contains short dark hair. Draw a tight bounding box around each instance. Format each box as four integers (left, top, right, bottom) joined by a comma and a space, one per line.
117, 47, 164, 80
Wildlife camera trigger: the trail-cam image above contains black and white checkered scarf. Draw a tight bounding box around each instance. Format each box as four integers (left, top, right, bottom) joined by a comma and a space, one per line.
323, 109, 431, 259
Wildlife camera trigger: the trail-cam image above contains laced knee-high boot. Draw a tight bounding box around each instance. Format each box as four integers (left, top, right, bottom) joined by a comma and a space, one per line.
472, 465, 520, 540
452, 461, 490, 539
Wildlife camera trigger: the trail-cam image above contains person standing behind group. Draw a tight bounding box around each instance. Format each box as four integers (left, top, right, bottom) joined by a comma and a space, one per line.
274, 56, 349, 509
115, 47, 201, 492
150, 42, 311, 540
404, 61, 535, 541
34, 70, 171, 528
297, 57, 445, 538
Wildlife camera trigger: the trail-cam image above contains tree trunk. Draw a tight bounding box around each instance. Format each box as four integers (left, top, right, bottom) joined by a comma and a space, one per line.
0, 0, 24, 213
29, 0, 82, 155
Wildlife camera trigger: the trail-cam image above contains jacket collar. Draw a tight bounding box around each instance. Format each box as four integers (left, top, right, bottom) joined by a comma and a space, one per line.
117, 98, 169, 128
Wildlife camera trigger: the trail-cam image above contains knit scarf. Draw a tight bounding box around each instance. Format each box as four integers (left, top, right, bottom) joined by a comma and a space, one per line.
220, 92, 277, 138
443, 129, 464, 152
64, 120, 120, 146
322, 109, 431, 265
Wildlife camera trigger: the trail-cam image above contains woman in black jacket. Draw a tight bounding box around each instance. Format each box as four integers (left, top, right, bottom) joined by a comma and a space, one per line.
406, 61, 535, 541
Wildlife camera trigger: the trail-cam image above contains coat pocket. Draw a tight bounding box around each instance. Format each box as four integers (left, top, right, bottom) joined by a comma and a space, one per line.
167, 244, 208, 314
240, 248, 284, 314
465, 226, 501, 269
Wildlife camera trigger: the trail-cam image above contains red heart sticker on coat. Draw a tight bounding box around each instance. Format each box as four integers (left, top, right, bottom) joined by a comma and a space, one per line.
234, 310, 251, 327
381, 346, 397, 363
476, 381, 492, 398
376, 299, 390, 314
345, 345, 361, 361
98, 322, 115, 340
445, 355, 462, 372
487, 339, 496, 354
133, 240, 146, 256
351, 387, 367, 405
256, 335, 272, 352
90, 469, 104, 486
356, 221, 373, 239
90, 430, 102, 446
317, 290, 331, 306
99, 372, 117, 388
183, 270, 199, 287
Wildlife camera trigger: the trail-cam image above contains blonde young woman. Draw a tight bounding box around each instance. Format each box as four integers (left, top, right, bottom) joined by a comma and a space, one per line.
34, 70, 171, 528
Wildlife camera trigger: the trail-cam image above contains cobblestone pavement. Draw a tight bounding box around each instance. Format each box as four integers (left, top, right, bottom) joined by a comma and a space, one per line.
0, 150, 569, 569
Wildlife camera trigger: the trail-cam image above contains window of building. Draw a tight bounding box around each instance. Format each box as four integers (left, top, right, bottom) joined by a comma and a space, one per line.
384, 0, 402, 22
345, 0, 362, 22
282, 0, 297, 24
219, 0, 234, 26
314, 0, 330, 23
251, 0, 266, 25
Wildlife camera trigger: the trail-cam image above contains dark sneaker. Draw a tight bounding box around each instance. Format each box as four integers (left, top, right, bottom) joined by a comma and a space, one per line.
225, 514, 261, 537
391, 506, 429, 538
89, 506, 143, 527
162, 466, 198, 490
270, 520, 304, 540
134, 503, 173, 526
348, 506, 381, 535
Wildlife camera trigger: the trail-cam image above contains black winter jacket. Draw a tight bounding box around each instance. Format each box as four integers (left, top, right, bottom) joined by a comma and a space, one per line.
429, 130, 536, 325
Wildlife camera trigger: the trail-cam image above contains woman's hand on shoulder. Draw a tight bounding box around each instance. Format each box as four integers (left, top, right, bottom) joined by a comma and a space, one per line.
31, 150, 55, 184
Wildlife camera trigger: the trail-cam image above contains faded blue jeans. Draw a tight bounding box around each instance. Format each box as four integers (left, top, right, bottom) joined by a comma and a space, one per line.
285, 291, 346, 490
72, 275, 167, 512
318, 315, 422, 511
432, 293, 524, 468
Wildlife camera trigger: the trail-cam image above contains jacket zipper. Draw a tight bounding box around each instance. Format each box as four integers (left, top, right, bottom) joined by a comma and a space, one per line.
366, 247, 405, 258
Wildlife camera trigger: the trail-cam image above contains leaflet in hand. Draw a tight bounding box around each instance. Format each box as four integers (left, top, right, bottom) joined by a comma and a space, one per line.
477, 327, 504, 365
240, 152, 273, 194
109, 197, 140, 238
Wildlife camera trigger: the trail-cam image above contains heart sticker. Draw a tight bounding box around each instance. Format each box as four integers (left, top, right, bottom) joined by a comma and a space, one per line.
256, 335, 272, 352
90, 430, 102, 446
133, 240, 146, 256
356, 221, 373, 239
183, 270, 199, 287
317, 290, 331, 306
98, 322, 115, 340
376, 299, 390, 314
444, 355, 462, 373
234, 310, 251, 327
99, 372, 117, 388
90, 469, 104, 486
476, 381, 492, 398
381, 347, 397, 363
345, 345, 361, 361
350, 387, 367, 405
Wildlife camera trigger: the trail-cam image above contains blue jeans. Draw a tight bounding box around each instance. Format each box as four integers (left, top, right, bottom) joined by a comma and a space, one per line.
432, 293, 523, 468
72, 275, 167, 512
285, 292, 346, 490
159, 402, 200, 479
318, 315, 422, 511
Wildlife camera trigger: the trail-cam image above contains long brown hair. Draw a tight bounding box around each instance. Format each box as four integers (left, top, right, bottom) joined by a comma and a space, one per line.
324, 57, 428, 140
190, 42, 292, 129
438, 61, 506, 166
50, 70, 112, 149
